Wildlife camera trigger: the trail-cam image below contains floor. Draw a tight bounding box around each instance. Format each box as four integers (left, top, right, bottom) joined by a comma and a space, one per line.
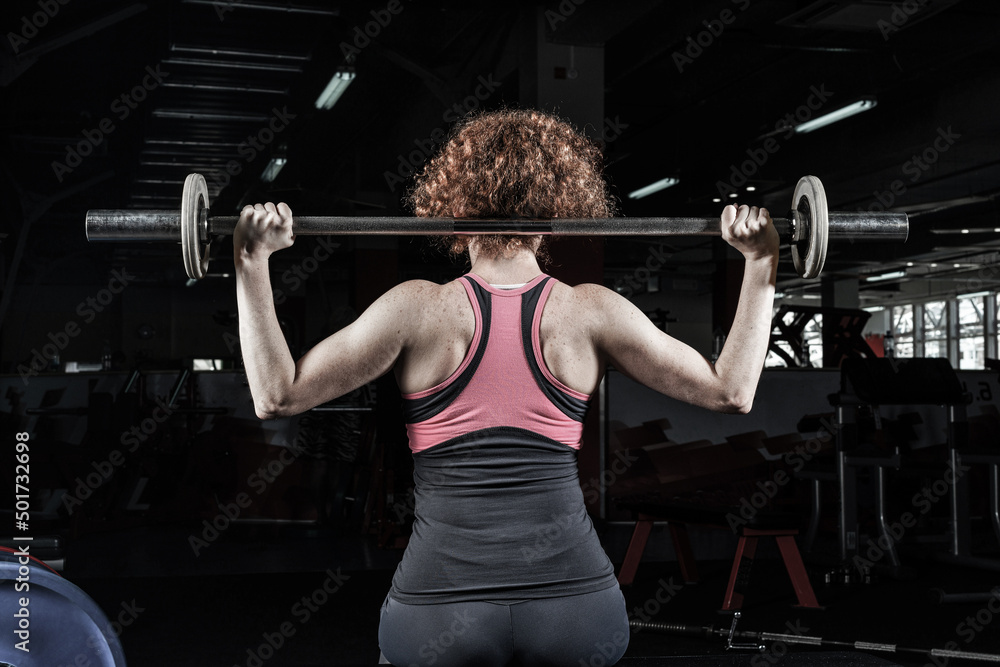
39, 523, 1000, 667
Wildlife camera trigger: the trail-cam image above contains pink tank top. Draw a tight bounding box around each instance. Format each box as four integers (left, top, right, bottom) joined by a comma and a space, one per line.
402, 273, 590, 453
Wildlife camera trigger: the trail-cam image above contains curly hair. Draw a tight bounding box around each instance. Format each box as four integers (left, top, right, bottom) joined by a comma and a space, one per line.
406, 108, 616, 259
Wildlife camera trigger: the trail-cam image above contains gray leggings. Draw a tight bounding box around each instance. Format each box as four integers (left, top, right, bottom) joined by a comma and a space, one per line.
377, 585, 629, 667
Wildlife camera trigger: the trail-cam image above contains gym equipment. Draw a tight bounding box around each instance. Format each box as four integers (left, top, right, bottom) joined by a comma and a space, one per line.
631, 611, 1000, 663
84, 174, 908, 280
0, 547, 127, 666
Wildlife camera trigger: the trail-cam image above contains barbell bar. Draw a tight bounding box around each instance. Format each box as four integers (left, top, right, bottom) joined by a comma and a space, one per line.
84, 173, 908, 281
630, 615, 1000, 664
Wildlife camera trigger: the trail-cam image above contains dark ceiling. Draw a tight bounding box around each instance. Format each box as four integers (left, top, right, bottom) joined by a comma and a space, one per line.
2, 0, 999, 304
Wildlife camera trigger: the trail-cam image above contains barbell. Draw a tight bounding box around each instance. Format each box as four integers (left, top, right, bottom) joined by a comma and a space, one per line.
84, 173, 908, 280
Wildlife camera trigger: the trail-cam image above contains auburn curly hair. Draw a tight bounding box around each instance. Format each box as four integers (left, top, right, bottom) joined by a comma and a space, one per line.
406, 108, 616, 259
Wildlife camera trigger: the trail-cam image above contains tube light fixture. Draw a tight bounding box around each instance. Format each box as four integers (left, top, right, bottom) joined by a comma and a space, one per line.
794, 98, 877, 134
627, 177, 679, 200
315, 67, 356, 110
864, 269, 905, 282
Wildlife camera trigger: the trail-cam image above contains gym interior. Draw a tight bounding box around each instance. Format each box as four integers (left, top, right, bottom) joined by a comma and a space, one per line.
2, 1, 1000, 665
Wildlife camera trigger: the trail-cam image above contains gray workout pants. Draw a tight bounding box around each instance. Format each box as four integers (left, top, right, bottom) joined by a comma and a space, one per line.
377, 585, 629, 666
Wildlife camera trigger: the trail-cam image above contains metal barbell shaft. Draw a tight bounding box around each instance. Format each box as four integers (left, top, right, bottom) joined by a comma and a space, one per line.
84, 210, 908, 243
83, 173, 909, 280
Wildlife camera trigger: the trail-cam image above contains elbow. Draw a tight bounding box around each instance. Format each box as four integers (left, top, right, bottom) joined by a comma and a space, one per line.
718, 391, 754, 415
729, 399, 754, 415
254, 397, 291, 420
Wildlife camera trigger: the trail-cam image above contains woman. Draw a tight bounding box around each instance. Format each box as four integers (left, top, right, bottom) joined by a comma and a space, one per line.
234, 109, 779, 666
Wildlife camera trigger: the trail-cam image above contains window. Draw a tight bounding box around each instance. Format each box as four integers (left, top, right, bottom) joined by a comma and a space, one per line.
892, 305, 914, 358
958, 295, 985, 369
923, 301, 947, 359
804, 314, 823, 367
765, 311, 822, 367
775, 293, 996, 369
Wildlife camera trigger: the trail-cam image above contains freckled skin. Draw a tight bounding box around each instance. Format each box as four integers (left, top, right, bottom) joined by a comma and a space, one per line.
234, 202, 779, 420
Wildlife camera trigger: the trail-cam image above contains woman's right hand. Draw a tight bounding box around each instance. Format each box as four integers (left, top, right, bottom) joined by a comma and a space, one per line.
234, 201, 296, 264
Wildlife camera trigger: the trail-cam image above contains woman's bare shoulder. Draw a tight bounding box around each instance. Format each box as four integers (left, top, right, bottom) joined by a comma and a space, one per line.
380, 278, 465, 304
380, 278, 472, 330
548, 280, 622, 312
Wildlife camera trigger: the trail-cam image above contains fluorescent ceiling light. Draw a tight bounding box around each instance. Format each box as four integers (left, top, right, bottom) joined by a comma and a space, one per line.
863, 306, 885, 312
865, 270, 905, 282
315, 68, 356, 110
628, 177, 679, 200
959, 291, 991, 299
794, 98, 877, 134
261, 157, 286, 183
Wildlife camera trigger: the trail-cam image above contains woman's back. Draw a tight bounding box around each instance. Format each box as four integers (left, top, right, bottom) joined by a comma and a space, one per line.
392, 273, 603, 398
390, 272, 617, 603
